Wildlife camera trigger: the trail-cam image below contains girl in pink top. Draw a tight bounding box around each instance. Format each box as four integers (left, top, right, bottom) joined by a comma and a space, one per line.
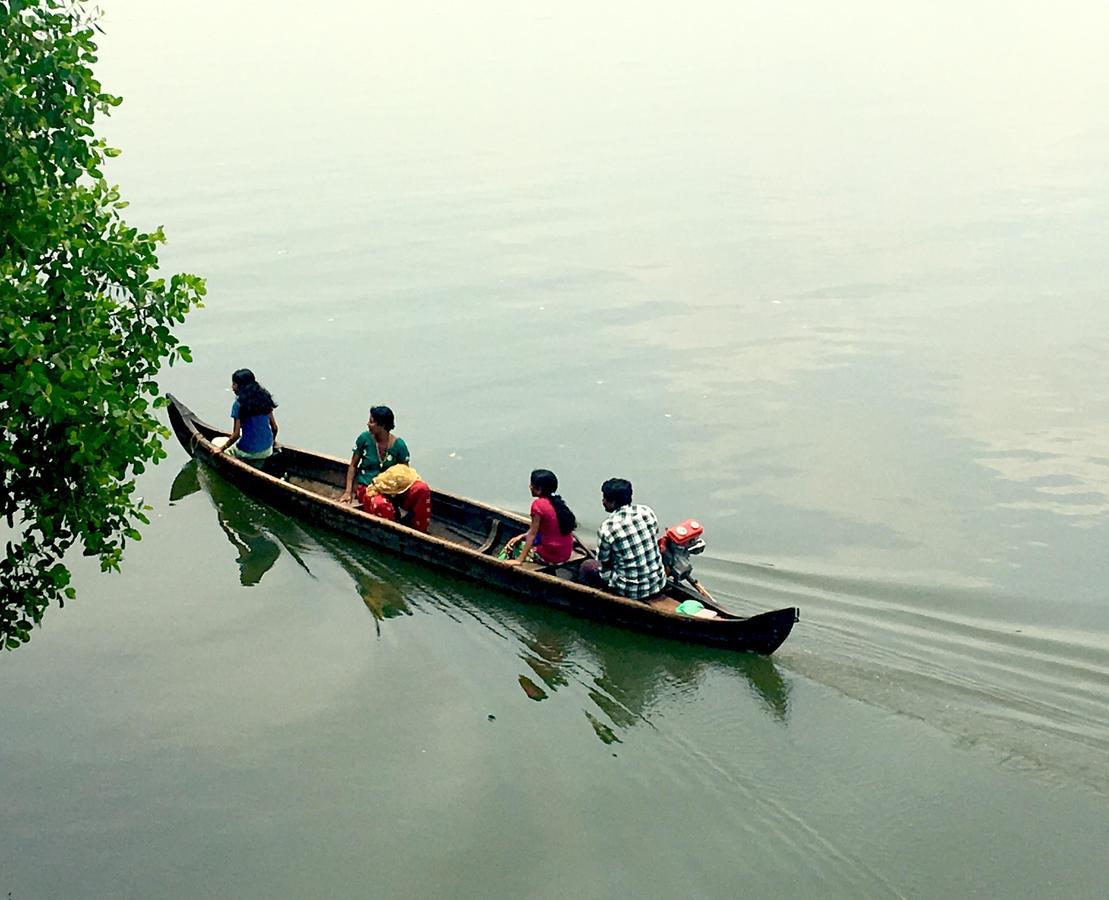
504, 469, 577, 566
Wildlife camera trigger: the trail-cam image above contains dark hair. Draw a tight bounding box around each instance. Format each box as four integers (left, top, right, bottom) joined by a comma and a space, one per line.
369, 405, 395, 431
531, 468, 577, 535
232, 368, 277, 418
601, 477, 633, 508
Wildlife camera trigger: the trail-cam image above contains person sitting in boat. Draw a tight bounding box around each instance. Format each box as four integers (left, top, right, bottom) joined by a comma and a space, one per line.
578, 477, 667, 601
357, 463, 432, 533
213, 368, 279, 467
501, 469, 578, 567
340, 405, 409, 509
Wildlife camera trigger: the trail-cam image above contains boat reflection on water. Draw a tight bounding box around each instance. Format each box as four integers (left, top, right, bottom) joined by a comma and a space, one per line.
313, 534, 411, 626
171, 461, 410, 621
171, 460, 792, 741
406, 569, 794, 743
513, 619, 792, 743
172, 461, 294, 587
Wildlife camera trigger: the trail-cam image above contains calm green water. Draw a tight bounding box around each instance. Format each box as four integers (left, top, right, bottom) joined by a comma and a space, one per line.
4, 1, 1109, 896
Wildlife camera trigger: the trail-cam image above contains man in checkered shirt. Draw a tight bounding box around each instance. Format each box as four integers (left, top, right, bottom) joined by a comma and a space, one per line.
579, 477, 668, 600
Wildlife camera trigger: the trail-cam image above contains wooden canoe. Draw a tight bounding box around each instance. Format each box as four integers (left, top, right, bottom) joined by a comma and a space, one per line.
167, 394, 798, 654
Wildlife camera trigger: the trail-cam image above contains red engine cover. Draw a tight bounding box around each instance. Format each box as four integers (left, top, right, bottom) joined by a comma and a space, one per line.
663, 518, 704, 547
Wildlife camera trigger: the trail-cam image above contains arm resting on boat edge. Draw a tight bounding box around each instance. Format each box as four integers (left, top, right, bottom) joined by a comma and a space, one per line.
214, 418, 242, 454
339, 451, 360, 504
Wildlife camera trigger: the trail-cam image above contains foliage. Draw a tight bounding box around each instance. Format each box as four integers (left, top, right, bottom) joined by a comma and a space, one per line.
1, 0, 205, 649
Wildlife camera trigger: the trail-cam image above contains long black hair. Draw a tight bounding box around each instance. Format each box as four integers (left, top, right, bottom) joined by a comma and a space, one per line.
232, 368, 277, 419
531, 469, 576, 535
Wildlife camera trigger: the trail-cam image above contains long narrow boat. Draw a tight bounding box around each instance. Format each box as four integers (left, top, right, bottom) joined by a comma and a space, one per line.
167, 395, 798, 654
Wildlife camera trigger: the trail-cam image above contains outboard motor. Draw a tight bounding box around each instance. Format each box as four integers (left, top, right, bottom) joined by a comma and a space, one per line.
659, 518, 706, 584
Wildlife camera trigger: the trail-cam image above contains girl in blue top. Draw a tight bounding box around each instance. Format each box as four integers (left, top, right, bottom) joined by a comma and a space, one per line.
215, 369, 279, 464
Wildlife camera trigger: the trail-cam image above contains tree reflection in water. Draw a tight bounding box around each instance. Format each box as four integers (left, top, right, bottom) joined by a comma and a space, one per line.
170, 460, 792, 742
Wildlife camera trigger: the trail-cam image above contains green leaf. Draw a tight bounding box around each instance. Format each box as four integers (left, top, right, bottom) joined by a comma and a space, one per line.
0, 1, 204, 651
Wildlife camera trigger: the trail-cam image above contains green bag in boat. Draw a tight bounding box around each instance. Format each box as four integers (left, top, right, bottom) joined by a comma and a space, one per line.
674, 599, 705, 617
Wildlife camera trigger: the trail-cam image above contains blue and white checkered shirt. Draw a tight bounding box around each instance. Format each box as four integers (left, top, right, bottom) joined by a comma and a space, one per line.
597, 504, 668, 600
